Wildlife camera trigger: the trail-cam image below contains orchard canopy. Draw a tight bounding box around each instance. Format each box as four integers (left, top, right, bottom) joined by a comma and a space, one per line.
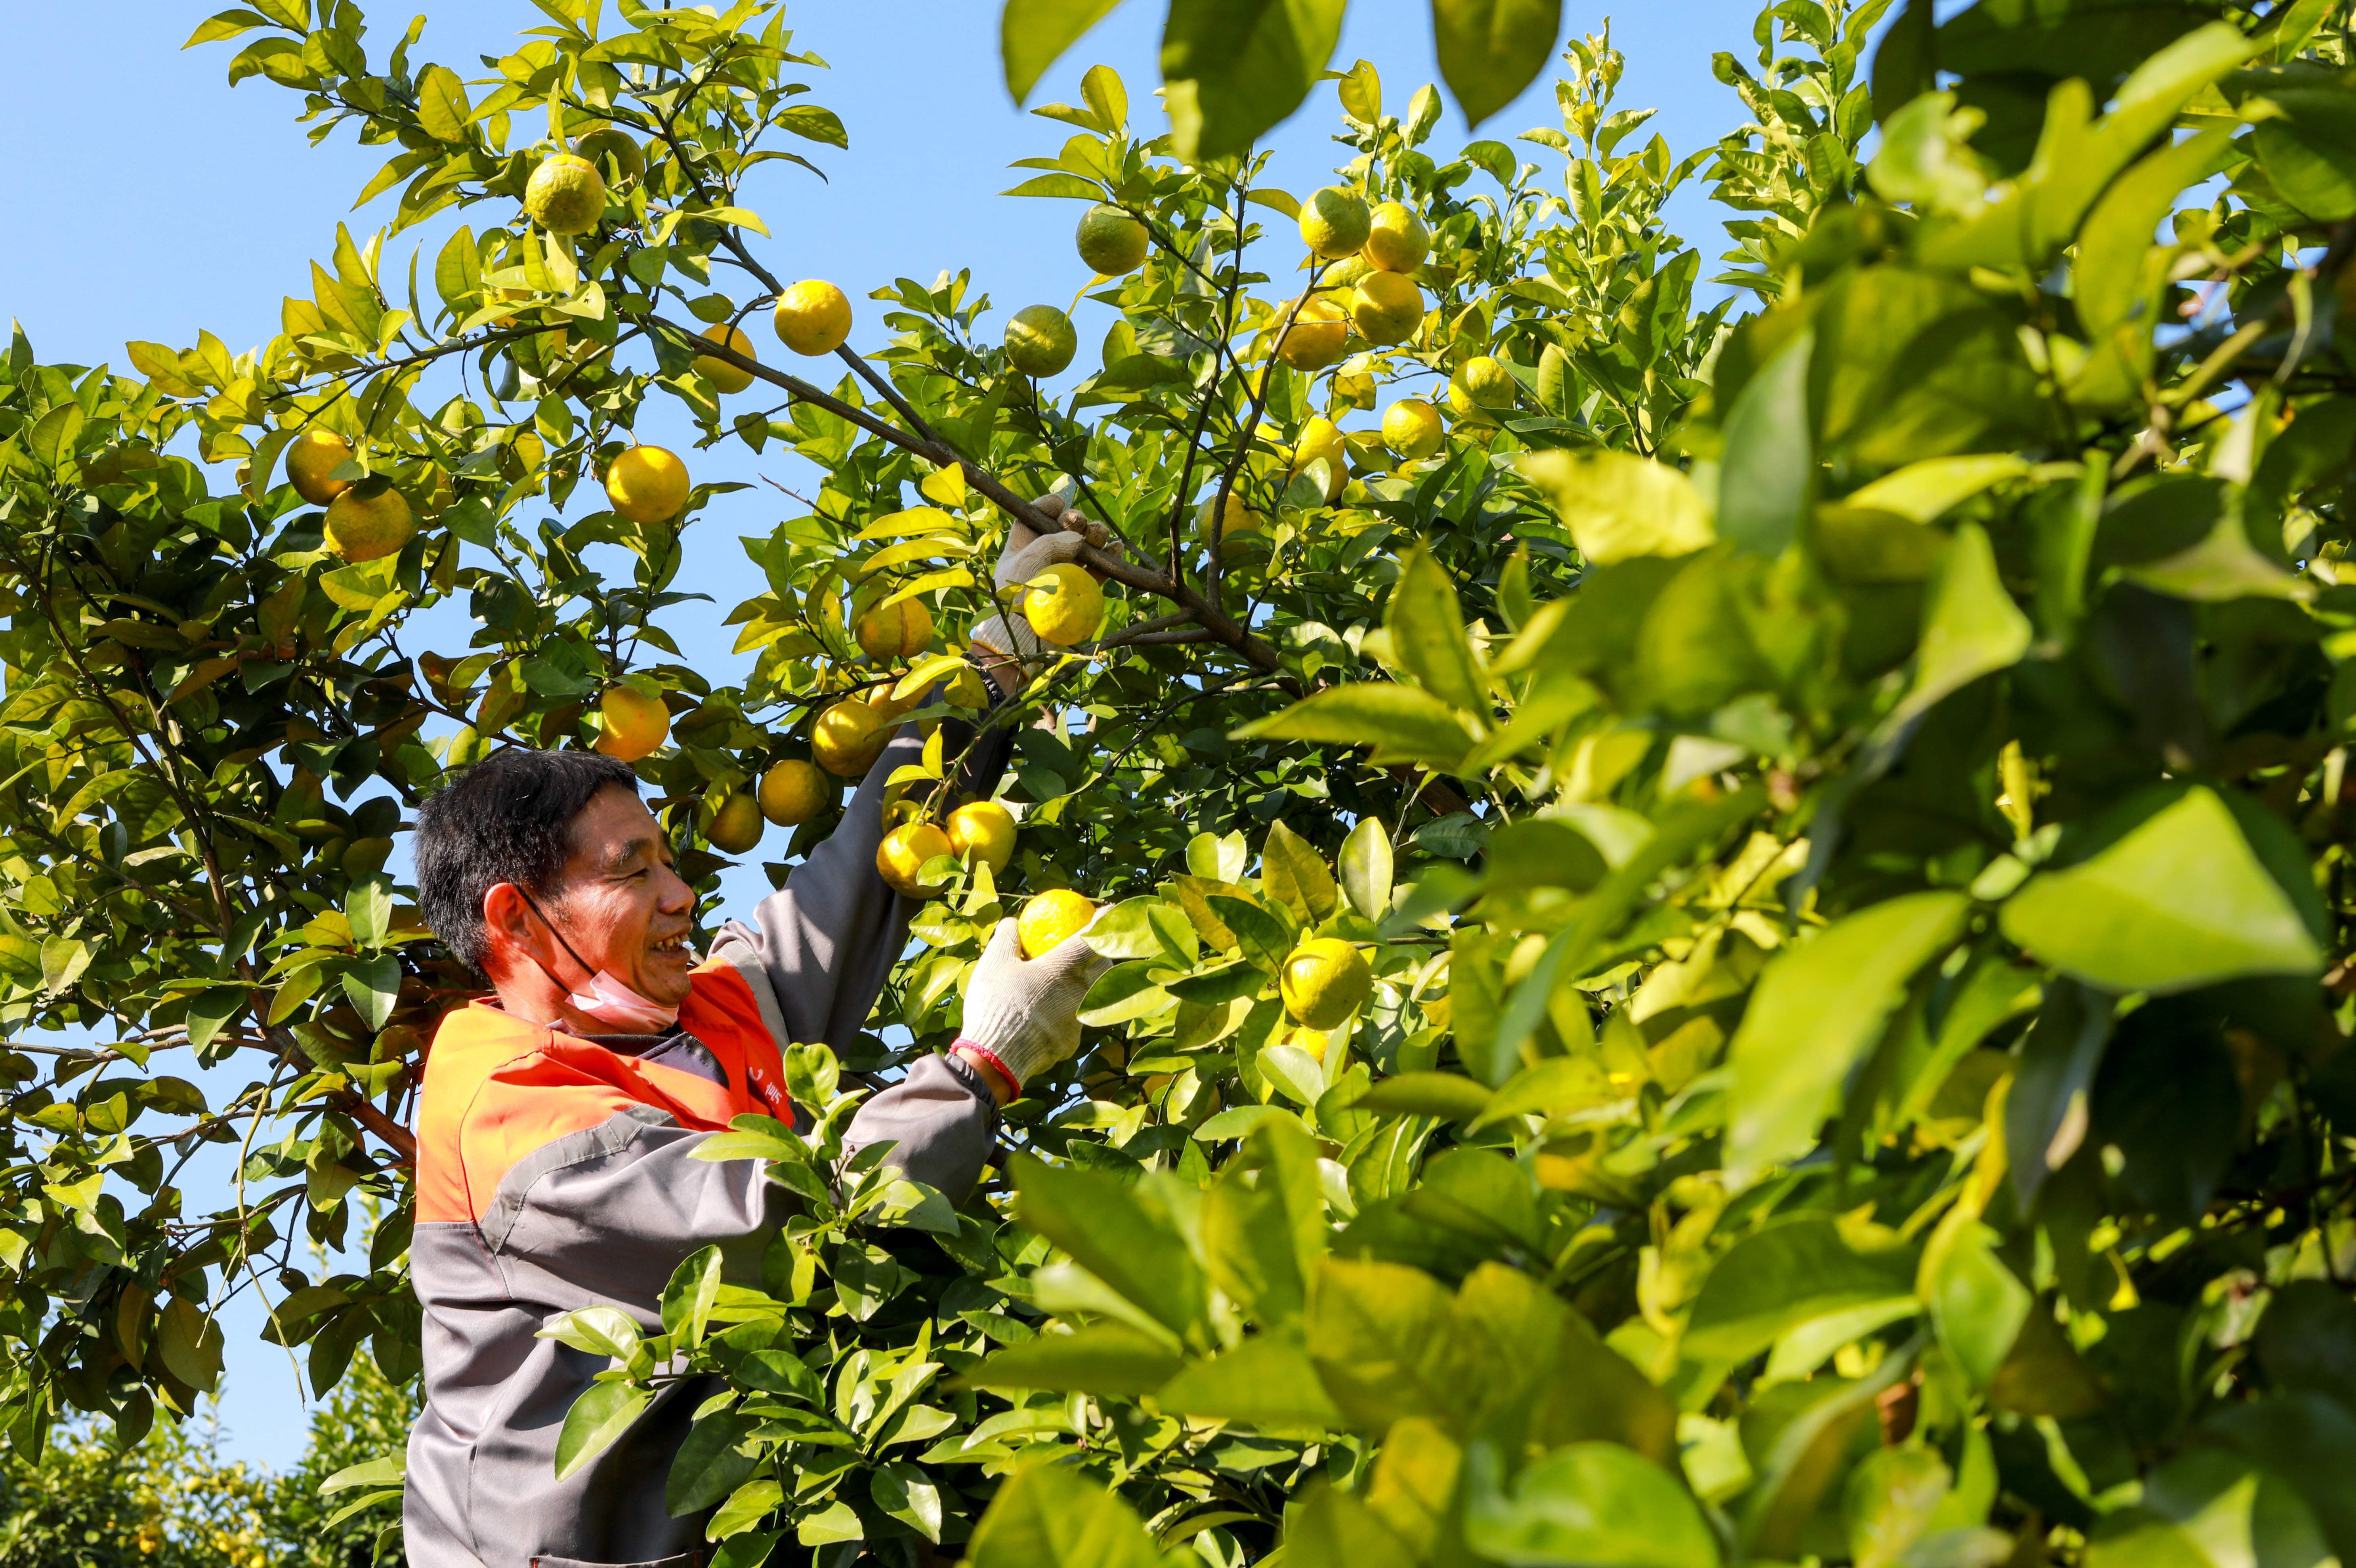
3, 0, 2356, 1565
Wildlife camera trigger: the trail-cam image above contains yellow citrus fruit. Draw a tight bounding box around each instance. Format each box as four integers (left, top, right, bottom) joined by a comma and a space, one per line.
1461, 354, 1518, 410
524, 153, 607, 236
322, 483, 414, 563
947, 799, 1017, 873
1298, 186, 1371, 259
1077, 203, 1150, 275
707, 793, 764, 854
1006, 305, 1077, 377
1362, 202, 1430, 273
1382, 399, 1444, 459
604, 444, 690, 523
593, 686, 670, 761
877, 821, 955, 899
1448, 377, 1497, 428
811, 697, 889, 777
855, 597, 934, 661
286, 430, 355, 506
1280, 937, 1373, 1029
1352, 271, 1424, 345
571, 127, 644, 182
1285, 1025, 1329, 1063
1275, 294, 1350, 371
694, 323, 757, 393
759, 759, 829, 826
1290, 416, 1348, 503
1198, 491, 1263, 553
774, 279, 852, 355
1023, 562, 1105, 647
1018, 888, 1096, 959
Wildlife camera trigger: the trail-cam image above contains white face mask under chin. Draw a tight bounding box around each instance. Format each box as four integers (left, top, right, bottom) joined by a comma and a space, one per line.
514, 886, 685, 1034
564, 967, 682, 1034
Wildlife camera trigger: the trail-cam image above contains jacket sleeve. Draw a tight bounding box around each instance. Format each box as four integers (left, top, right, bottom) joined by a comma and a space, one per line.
713, 697, 1014, 1050
841, 1051, 999, 1204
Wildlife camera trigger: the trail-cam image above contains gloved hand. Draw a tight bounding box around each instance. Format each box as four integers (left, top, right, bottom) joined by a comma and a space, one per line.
953, 916, 1111, 1095
969, 485, 1120, 672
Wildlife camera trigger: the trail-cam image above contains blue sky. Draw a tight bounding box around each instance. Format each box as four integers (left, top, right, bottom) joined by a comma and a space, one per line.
1, 0, 1769, 1468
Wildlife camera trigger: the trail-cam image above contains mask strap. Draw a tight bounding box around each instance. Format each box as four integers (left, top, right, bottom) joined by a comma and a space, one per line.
512, 885, 598, 990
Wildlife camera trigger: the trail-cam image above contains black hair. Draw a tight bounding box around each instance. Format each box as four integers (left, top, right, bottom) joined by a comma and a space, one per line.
414, 747, 640, 980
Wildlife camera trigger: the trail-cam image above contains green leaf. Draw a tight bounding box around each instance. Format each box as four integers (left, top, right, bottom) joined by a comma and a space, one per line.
1081, 63, 1128, 129
1717, 327, 1812, 557
1201, 1117, 1325, 1330
1726, 892, 1969, 1185
1001, 0, 1125, 105
1684, 1216, 1919, 1365
1157, 1338, 1350, 1428
554, 1381, 653, 1481
2203, 1395, 2356, 1566
2000, 787, 2323, 993
967, 1463, 1168, 1568
1463, 1438, 1720, 1568
659, 1244, 724, 1348
970, 1323, 1186, 1395
1354, 1071, 1495, 1122
1284, 1480, 1420, 1568
1261, 820, 1338, 923
1919, 1211, 2031, 1388
2075, 128, 2233, 339
1339, 818, 1394, 921
666, 1411, 757, 1517
708, 1475, 783, 1539
1431, 0, 1564, 128
339, 954, 401, 1032
1233, 683, 1478, 770
536, 1304, 642, 1360
774, 104, 848, 148
185, 9, 278, 47
1012, 1155, 1206, 1340
158, 1299, 225, 1394
1162, 0, 1348, 162
1387, 547, 1489, 715
1520, 450, 1713, 565
1889, 522, 2032, 727
414, 64, 470, 142
1308, 1257, 1466, 1431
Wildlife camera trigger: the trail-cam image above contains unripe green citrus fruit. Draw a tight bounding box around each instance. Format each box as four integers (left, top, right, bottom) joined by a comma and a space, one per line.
1362, 202, 1430, 273
1006, 305, 1077, 377
524, 153, 606, 235
1077, 203, 1149, 275
1351, 271, 1424, 345
1299, 187, 1371, 259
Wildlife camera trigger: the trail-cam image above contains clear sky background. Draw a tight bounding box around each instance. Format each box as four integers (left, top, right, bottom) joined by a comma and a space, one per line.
1, 0, 1771, 1468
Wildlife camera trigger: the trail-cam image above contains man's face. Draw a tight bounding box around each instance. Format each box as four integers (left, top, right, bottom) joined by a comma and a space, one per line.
546, 786, 697, 1009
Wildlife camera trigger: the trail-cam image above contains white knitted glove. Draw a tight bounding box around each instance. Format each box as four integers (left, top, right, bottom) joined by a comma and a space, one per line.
969, 488, 1121, 665
955, 917, 1112, 1091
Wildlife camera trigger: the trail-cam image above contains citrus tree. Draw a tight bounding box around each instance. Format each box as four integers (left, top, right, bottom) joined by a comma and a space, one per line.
4, 1, 2356, 1567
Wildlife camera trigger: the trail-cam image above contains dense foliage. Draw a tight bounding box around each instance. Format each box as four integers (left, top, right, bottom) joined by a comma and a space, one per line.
2, 0, 2356, 1565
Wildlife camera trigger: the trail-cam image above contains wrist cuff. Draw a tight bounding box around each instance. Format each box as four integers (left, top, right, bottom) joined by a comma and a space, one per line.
953, 1038, 1022, 1096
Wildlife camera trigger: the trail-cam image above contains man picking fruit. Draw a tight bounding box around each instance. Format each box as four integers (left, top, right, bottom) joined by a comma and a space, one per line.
399, 501, 1109, 1568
